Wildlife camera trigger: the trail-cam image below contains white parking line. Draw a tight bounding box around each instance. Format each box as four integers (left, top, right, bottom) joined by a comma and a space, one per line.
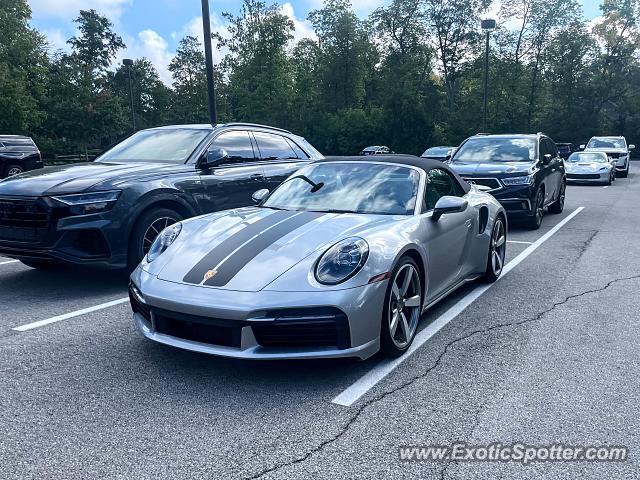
0, 260, 19, 266
332, 206, 585, 407
603, 185, 609, 189
12, 297, 129, 332
506, 240, 533, 245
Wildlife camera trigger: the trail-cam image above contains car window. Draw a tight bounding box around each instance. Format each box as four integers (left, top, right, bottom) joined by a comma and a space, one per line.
263, 163, 420, 215
587, 137, 626, 149
97, 129, 210, 163
254, 132, 297, 160
547, 139, 558, 157
211, 131, 255, 164
285, 138, 309, 159
424, 168, 465, 211
451, 137, 536, 163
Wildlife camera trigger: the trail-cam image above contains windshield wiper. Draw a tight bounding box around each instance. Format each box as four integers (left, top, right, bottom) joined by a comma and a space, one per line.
287, 175, 325, 192
310, 209, 357, 214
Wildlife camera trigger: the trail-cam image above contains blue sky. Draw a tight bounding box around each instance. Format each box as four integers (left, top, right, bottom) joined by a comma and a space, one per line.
27, 0, 602, 84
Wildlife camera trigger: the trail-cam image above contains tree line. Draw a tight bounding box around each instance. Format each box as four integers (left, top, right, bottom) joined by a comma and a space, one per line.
1, 0, 639, 158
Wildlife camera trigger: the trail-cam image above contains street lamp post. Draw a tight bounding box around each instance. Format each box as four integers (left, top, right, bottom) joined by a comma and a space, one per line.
201, 0, 218, 125
122, 58, 136, 132
481, 19, 496, 132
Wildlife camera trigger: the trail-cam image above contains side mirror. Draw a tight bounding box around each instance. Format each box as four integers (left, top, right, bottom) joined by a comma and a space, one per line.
431, 196, 468, 221
629, 144, 635, 150
199, 147, 228, 169
252, 188, 270, 204
542, 153, 553, 165
579, 144, 586, 150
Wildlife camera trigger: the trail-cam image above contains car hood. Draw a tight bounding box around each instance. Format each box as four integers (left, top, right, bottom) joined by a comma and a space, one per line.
153, 207, 395, 292
449, 161, 534, 177
0, 161, 185, 196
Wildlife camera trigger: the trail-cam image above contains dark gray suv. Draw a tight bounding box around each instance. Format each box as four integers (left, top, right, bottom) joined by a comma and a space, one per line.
0, 135, 43, 178
0, 123, 323, 270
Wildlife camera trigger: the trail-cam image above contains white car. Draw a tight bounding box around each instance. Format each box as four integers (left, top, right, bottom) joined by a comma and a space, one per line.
581, 136, 635, 178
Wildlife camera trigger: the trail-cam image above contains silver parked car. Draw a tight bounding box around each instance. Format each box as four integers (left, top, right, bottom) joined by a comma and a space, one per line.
129, 156, 507, 360
581, 136, 635, 178
566, 152, 616, 185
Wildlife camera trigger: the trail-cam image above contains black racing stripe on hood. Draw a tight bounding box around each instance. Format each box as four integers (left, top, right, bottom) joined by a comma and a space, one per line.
203, 211, 325, 287
182, 210, 295, 284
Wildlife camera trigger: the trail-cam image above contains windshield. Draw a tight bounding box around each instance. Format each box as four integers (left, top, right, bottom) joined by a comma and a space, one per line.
423, 147, 451, 156
587, 137, 626, 149
451, 137, 536, 163
97, 128, 210, 163
568, 153, 607, 163
557, 145, 571, 153
263, 162, 421, 215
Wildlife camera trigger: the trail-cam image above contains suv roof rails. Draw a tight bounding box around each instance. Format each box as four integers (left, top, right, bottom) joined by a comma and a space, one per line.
222, 122, 292, 134
475, 132, 491, 136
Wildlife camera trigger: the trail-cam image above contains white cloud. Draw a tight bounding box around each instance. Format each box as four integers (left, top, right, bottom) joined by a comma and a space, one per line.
42, 28, 69, 53
116, 29, 175, 84
173, 14, 230, 64
350, 0, 385, 15
28, 0, 131, 22
281, 2, 317, 45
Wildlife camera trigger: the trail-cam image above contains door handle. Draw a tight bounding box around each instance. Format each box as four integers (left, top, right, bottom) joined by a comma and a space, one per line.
250, 173, 264, 180
465, 219, 472, 228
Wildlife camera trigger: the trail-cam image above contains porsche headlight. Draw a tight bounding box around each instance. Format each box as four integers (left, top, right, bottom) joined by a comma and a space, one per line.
51, 190, 121, 215
147, 222, 182, 263
315, 237, 369, 285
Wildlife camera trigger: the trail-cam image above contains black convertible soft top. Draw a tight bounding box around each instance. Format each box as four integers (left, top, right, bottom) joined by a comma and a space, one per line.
318, 155, 471, 194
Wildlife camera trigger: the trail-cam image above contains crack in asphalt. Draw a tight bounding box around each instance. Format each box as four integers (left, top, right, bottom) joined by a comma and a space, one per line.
246, 274, 640, 480
576, 230, 598, 261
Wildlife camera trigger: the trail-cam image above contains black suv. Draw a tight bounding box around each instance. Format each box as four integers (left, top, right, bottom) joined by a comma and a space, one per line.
0, 123, 323, 269
0, 135, 43, 178
556, 143, 574, 160
448, 133, 566, 229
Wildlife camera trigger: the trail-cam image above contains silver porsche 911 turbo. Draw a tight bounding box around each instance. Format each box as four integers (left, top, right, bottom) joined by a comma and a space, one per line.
565, 151, 616, 185
129, 156, 507, 360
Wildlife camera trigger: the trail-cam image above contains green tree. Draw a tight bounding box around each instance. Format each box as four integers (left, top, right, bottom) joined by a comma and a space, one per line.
169, 36, 208, 124
217, 0, 294, 126
0, 0, 48, 133
111, 58, 172, 129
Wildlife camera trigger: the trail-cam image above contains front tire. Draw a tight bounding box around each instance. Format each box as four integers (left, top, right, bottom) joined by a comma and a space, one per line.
127, 207, 182, 271
525, 187, 544, 229
4, 164, 24, 178
482, 216, 506, 283
380, 256, 423, 357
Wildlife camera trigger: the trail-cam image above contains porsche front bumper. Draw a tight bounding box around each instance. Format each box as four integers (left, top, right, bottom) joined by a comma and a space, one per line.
566, 171, 611, 183
129, 267, 387, 360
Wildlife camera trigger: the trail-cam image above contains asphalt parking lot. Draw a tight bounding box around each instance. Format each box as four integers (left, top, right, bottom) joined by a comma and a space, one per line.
2, 168, 640, 479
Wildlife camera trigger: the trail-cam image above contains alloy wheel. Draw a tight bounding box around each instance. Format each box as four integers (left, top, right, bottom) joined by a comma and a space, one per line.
490, 219, 506, 277
7, 166, 23, 176
142, 216, 177, 255
388, 264, 421, 349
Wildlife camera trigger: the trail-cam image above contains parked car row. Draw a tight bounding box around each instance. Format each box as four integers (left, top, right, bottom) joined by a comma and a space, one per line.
0, 124, 634, 361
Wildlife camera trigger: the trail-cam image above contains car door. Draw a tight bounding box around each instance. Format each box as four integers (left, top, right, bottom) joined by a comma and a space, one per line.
420, 168, 474, 301
197, 130, 267, 212
542, 138, 561, 203
253, 131, 310, 191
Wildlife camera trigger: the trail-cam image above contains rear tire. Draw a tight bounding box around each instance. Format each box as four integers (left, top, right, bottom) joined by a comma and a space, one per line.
380, 256, 422, 358
4, 164, 24, 178
127, 207, 182, 272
